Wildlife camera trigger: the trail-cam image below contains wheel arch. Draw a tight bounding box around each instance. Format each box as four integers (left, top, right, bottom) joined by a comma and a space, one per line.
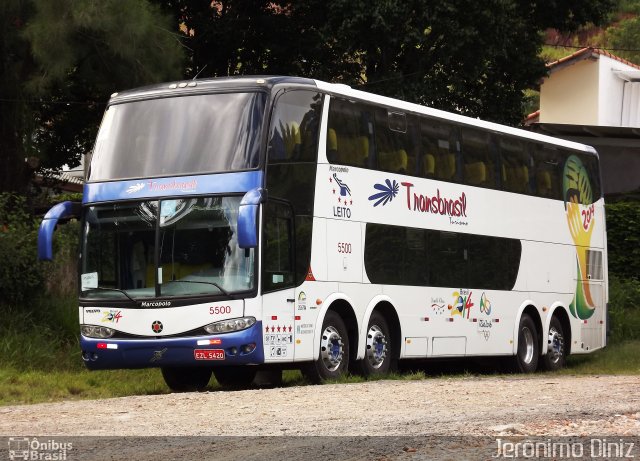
547, 304, 572, 355
313, 295, 359, 362
513, 302, 544, 355
356, 297, 401, 361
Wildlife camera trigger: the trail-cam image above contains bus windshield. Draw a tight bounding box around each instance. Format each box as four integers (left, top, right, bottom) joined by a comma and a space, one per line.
80, 196, 255, 301
89, 92, 266, 181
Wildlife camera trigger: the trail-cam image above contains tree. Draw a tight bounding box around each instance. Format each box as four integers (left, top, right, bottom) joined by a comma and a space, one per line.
606, 16, 640, 64
159, 0, 614, 125
0, 0, 184, 194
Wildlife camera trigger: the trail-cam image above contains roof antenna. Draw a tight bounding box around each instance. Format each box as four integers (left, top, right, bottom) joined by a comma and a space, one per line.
192, 64, 208, 80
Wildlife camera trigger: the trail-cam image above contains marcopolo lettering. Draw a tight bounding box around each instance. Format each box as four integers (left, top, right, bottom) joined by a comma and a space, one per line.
140, 301, 172, 307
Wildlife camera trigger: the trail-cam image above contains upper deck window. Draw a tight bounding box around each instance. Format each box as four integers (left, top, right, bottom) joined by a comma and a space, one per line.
89, 92, 266, 181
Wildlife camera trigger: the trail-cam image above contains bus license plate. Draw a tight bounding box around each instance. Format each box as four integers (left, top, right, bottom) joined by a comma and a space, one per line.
194, 349, 225, 360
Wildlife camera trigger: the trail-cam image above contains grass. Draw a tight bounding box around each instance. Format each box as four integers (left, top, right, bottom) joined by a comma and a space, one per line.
1, 342, 639, 406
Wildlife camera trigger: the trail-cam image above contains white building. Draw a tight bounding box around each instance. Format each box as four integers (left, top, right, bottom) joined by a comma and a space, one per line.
526, 47, 640, 197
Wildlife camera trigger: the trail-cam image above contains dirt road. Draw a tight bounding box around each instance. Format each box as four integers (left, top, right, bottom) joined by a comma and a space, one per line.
1, 375, 639, 460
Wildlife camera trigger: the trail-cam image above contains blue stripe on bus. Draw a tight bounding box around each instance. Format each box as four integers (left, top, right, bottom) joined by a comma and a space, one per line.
83, 171, 263, 204
80, 321, 265, 370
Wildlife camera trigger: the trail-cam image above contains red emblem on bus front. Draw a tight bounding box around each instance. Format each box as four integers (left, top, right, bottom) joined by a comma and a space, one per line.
151, 321, 163, 333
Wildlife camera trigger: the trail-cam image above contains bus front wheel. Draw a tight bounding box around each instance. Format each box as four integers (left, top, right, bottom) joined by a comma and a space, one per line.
303, 311, 350, 383
161, 367, 212, 392
511, 313, 539, 373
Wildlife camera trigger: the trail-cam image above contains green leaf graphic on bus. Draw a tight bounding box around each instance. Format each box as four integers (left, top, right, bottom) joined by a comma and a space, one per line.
564, 155, 595, 320
563, 155, 593, 206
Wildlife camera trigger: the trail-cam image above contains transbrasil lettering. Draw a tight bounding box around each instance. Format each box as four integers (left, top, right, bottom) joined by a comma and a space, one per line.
401, 182, 467, 218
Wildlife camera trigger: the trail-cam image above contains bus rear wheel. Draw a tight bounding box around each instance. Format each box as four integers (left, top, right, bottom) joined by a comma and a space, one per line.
302, 311, 350, 384
161, 367, 212, 392
213, 367, 257, 390
541, 316, 567, 371
511, 313, 539, 373
356, 312, 392, 376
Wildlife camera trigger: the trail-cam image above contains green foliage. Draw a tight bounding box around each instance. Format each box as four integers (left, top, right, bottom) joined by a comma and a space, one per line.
608, 276, 640, 343
0, 0, 184, 193
0, 194, 45, 305
605, 201, 640, 280
160, 0, 614, 125
606, 16, 640, 63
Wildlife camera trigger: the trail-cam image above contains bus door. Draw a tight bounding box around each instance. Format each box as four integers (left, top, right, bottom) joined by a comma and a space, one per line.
261, 200, 296, 362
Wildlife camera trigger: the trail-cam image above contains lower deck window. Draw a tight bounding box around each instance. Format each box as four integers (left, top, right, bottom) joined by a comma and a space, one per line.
364, 223, 521, 290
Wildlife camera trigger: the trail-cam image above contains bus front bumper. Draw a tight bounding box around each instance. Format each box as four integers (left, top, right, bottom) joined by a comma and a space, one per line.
80, 321, 264, 370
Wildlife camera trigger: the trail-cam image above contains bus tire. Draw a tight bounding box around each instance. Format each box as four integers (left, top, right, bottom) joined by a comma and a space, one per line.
541, 316, 567, 371
302, 311, 350, 384
161, 367, 211, 392
511, 313, 539, 373
213, 367, 257, 390
356, 312, 392, 376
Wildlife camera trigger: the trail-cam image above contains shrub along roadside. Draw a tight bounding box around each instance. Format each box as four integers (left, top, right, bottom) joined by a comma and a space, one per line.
605, 200, 640, 281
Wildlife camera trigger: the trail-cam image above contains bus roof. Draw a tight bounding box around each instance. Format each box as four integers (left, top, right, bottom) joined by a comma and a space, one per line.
314, 80, 597, 156
108, 75, 596, 157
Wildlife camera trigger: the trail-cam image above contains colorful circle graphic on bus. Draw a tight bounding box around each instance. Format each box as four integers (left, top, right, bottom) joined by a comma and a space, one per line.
563, 154, 595, 320
151, 320, 164, 333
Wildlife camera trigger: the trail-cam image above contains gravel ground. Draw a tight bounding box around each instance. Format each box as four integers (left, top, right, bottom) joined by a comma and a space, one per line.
1, 375, 639, 460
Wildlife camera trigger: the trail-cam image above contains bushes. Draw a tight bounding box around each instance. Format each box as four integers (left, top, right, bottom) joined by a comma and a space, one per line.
0, 192, 79, 305
605, 201, 640, 281
608, 276, 640, 344
0, 194, 47, 305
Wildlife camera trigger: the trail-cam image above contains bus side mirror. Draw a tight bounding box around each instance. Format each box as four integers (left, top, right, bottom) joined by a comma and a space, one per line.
37, 201, 81, 261
237, 188, 266, 249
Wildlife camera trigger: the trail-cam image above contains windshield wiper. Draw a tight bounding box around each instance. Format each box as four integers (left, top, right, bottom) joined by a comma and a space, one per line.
165, 280, 230, 296
83, 286, 137, 303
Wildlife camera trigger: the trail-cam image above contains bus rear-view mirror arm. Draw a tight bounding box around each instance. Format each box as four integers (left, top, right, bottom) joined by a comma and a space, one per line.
237, 188, 266, 249
37, 201, 82, 261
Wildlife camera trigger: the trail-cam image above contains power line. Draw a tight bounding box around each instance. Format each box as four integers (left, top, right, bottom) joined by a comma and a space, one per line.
544, 43, 640, 52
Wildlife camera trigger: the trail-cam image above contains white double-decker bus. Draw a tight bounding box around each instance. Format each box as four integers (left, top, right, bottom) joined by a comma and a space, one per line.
38, 77, 607, 390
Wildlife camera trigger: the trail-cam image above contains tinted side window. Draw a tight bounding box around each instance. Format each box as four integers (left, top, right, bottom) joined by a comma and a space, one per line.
327, 98, 373, 168
364, 223, 521, 290
267, 91, 321, 215
562, 150, 602, 205
461, 127, 498, 188
363, 224, 429, 286
532, 145, 563, 199
420, 118, 460, 181
262, 201, 295, 292
268, 90, 322, 163
267, 91, 321, 288
375, 110, 418, 175
500, 138, 532, 194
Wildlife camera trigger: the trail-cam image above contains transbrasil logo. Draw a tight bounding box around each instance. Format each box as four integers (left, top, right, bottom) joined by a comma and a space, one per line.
368, 179, 467, 221
564, 155, 596, 320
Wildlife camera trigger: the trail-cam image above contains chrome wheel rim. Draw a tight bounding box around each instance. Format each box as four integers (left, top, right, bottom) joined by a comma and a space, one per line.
320, 325, 344, 372
521, 326, 535, 364
547, 326, 564, 364
365, 324, 387, 369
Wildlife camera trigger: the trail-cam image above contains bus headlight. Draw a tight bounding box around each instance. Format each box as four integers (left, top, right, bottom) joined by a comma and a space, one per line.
204, 317, 256, 334
81, 324, 115, 339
